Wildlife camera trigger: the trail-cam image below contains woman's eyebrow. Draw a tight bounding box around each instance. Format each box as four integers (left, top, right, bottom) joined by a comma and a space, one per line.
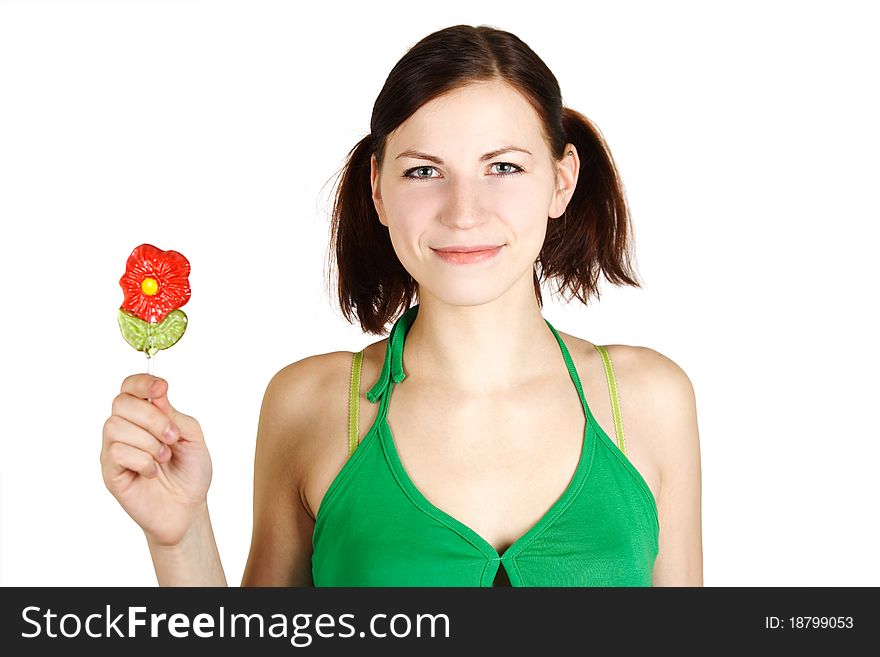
394, 146, 533, 164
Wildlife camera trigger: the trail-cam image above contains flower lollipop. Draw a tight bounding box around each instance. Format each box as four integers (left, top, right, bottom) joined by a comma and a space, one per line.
117, 243, 190, 376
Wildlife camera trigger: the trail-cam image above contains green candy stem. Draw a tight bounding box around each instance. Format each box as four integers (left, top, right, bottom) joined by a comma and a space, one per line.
117, 308, 188, 358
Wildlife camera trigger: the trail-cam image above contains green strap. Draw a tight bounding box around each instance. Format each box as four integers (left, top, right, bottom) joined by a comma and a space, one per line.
593, 345, 627, 456
348, 349, 364, 457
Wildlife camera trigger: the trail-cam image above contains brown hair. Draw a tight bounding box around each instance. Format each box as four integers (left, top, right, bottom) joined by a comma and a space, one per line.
327, 24, 641, 335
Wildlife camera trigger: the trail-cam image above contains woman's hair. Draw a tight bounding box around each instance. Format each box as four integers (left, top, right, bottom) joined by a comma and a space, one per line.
327, 24, 641, 335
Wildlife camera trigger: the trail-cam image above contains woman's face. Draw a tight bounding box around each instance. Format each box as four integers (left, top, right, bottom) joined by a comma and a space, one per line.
370, 80, 578, 307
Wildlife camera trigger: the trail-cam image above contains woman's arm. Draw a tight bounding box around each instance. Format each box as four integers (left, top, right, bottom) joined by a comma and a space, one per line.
637, 348, 704, 586
240, 358, 324, 587
147, 503, 227, 586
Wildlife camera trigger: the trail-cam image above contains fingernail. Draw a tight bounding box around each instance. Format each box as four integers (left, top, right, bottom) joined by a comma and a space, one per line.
163, 424, 177, 441
157, 445, 170, 460
151, 378, 162, 393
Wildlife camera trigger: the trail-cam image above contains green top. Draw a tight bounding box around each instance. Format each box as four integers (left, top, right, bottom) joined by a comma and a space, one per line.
312, 304, 659, 586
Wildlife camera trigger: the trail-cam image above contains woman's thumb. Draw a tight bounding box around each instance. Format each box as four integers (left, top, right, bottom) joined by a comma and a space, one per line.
147, 377, 201, 442
148, 378, 177, 417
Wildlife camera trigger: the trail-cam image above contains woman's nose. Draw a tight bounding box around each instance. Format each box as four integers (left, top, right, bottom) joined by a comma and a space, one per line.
440, 177, 487, 228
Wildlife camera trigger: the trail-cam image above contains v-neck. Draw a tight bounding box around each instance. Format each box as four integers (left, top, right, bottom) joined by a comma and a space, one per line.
365, 304, 596, 570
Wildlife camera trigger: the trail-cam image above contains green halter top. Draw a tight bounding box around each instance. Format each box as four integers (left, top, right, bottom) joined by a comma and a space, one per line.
311, 304, 659, 586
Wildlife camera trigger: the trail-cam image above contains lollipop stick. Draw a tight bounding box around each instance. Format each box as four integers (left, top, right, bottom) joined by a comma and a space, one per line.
146, 353, 156, 403
146, 318, 156, 403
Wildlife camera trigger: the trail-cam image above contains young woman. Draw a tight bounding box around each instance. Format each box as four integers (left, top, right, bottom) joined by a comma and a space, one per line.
101, 24, 702, 587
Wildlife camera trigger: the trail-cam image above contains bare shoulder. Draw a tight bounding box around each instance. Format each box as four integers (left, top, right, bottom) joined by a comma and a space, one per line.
262, 340, 389, 515
553, 333, 699, 497
268, 351, 352, 402
260, 348, 371, 457
606, 344, 698, 450
269, 336, 390, 416
241, 344, 386, 586
604, 344, 696, 407
559, 333, 696, 438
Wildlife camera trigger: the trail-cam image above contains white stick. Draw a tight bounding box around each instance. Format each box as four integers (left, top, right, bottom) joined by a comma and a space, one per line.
146, 318, 156, 403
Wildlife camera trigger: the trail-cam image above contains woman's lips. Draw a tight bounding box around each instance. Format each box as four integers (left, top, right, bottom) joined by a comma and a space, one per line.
430, 245, 504, 265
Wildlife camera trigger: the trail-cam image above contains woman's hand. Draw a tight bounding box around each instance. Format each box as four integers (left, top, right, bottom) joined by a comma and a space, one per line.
101, 374, 213, 548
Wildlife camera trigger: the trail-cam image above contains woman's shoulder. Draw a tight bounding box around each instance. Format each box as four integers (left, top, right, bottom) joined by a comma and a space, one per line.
559, 332, 693, 395
259, 341, 389, 520
561, 333, 698, 464
556, 332, 695, 423
269, 339, 388, 391
604, 342, 695, 406
261, 339, 389, 445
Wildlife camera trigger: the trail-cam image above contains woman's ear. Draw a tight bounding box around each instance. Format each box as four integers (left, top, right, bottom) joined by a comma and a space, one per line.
370, 154, 388, 227
549, 144, 579, 219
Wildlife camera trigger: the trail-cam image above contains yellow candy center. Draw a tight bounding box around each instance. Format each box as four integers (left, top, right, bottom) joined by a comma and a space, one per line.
141, 277, 159, 296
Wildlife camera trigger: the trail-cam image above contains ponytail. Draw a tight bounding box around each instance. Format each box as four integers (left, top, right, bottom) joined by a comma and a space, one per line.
327, 135, 417, 335
536, 107, 641, 307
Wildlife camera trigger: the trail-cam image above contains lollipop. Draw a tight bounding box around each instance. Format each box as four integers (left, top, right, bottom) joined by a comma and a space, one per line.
117, 244, 191, 383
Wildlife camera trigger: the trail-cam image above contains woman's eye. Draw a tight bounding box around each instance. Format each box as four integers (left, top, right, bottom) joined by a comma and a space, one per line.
490, 162, 524, 176
404, 166, 440, 180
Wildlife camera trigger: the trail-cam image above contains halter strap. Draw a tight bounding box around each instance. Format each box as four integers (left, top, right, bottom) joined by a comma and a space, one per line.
365, 304, 418, 404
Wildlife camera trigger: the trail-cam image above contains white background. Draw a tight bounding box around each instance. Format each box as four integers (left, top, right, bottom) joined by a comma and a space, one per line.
1, 0, 877, 586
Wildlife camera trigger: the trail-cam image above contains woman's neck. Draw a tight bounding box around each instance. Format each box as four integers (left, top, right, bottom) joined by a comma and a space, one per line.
401, 296, 562, 395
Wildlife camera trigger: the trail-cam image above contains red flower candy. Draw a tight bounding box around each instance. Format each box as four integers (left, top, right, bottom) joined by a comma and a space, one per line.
119, 243, 191, 324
